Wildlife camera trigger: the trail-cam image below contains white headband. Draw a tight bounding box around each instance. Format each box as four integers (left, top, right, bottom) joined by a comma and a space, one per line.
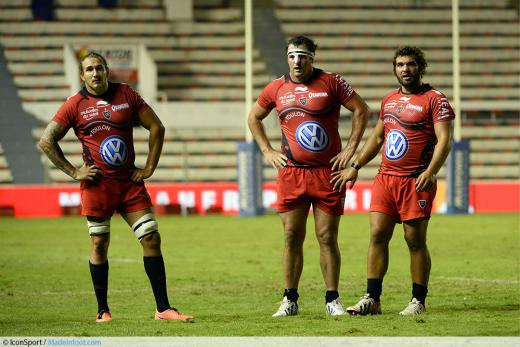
287, 49, 315, 59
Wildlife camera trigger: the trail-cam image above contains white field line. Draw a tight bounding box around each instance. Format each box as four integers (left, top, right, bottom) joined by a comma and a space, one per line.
38, 277, 520, 296
436, 276, 520, 285
108, 257, 141, 263
42, 288, 150, 296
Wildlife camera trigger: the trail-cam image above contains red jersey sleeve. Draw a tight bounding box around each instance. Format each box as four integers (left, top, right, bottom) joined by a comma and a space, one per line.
379, 92, 393, 121
52, 96, 78, 129
256, 79, 279, 111
124, 84, 149, 113
430, 90, 455, 123
330, 73, 356, 105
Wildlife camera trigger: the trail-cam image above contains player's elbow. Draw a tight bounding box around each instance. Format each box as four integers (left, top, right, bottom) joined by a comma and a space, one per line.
38, 137, 51, 154
152, 122, 165, 140
354, 104, 370, 125
158, 123, 165, 137
247, 113, 259, 130
444, 140, 453, 156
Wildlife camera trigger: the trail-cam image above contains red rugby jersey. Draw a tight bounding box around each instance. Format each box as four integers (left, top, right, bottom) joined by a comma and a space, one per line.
379, 84, 455, 177
53, 82, 148, 180
257, 69, 356, 167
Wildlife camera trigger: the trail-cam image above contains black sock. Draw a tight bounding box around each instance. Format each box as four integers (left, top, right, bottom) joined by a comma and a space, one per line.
325, 290, 339, 303
284, 288, 299, 303
89, 261, 109, 313
143, 256, 171, 312
367, 278, 383, 302
412, 283, 428, 304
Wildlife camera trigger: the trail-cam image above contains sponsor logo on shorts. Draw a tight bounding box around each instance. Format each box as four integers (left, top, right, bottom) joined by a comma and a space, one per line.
100, 135, 128, 167
296, 121, 329, 152
385, 129, 408, 161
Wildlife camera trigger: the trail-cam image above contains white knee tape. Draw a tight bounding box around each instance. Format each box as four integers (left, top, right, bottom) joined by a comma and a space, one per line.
87, 219, 111, 236
132, 213, 158, 239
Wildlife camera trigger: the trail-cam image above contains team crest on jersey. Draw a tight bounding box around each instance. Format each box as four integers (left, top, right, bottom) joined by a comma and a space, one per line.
397, 106, 404, 113
385, 129, 408, 161
418, 200, 427, 209
100, 135, 128, 167
296, 121, 329, 152
299, 97, 307, 105
103, 110, 111, 119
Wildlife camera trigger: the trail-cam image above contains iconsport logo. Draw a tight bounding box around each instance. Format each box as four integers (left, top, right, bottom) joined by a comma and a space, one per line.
296, 121, 329, 152
385, 129, 408, 160
100, 135, 128, 167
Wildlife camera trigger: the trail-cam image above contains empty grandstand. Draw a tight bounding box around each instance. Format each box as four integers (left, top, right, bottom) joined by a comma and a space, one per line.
0, 0, 518, 186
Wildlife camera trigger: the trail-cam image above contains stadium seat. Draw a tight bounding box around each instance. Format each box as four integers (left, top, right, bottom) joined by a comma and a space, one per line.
0, 0, 273, 106
0, 143, 14, 183
274, 0, 520, 112
3, 0, 518, 184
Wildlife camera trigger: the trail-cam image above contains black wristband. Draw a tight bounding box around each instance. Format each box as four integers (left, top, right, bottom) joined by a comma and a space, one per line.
350, 162, 362, 170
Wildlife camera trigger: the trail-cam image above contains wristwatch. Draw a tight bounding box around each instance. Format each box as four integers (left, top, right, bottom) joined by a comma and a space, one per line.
350, 162, 362, 170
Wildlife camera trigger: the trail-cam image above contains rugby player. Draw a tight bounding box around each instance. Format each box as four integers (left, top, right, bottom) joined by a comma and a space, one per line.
248, 35, 369, 317
335, 46, 455, 316
38, 52, 193, 323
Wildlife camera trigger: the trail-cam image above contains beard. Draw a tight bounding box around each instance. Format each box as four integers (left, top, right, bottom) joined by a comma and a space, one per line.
397, 73, 420, 89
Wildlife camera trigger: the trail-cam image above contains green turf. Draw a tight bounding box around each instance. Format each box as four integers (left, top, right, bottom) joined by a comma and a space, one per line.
0, 213, 518, 336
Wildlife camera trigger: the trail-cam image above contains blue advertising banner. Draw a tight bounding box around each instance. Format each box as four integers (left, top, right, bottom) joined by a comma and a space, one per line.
237, 142, 264, 216
446, 140, 470, 214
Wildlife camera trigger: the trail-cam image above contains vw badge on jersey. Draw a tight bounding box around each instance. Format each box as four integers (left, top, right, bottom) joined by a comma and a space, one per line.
100, 135, 128, 167
296, 121, 329, 152
385, 129, 408, 161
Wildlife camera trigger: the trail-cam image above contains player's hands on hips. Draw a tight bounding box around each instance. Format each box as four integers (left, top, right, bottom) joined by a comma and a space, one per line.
74, 163, 103, 181
330, 167, 358, 192
263, 149, 288, 169
330, 149, 354, 171
416, 171, 436, 192
131, 167, 154, 182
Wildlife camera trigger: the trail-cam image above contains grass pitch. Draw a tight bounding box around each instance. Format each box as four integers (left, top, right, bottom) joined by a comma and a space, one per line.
0, 213, 518, 336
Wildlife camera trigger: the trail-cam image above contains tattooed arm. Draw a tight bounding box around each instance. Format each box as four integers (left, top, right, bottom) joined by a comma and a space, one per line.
38, 121, 102, 181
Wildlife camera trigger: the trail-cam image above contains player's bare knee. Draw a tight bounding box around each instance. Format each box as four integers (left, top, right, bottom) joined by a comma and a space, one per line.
90, 235, 109, 260
370, 232, 391, 246
131, 213, 158, 240
140, 231, 161, 251
284, 229, 305, 248
404, 234, 426, 252
316, 230, 337, 247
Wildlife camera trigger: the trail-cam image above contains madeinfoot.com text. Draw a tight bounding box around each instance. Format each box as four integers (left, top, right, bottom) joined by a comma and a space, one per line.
2, 339, 102, 346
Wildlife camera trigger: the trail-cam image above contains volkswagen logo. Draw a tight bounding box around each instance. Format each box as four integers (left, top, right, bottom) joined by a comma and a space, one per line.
385, 129, 408, 161
100, 135, 128, 167
296, 121, 329, 152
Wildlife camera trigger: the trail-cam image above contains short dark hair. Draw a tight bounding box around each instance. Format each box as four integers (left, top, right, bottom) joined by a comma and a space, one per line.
286, 35, 318, 54
393, 46, 427, 77
78, 51, 109, 74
